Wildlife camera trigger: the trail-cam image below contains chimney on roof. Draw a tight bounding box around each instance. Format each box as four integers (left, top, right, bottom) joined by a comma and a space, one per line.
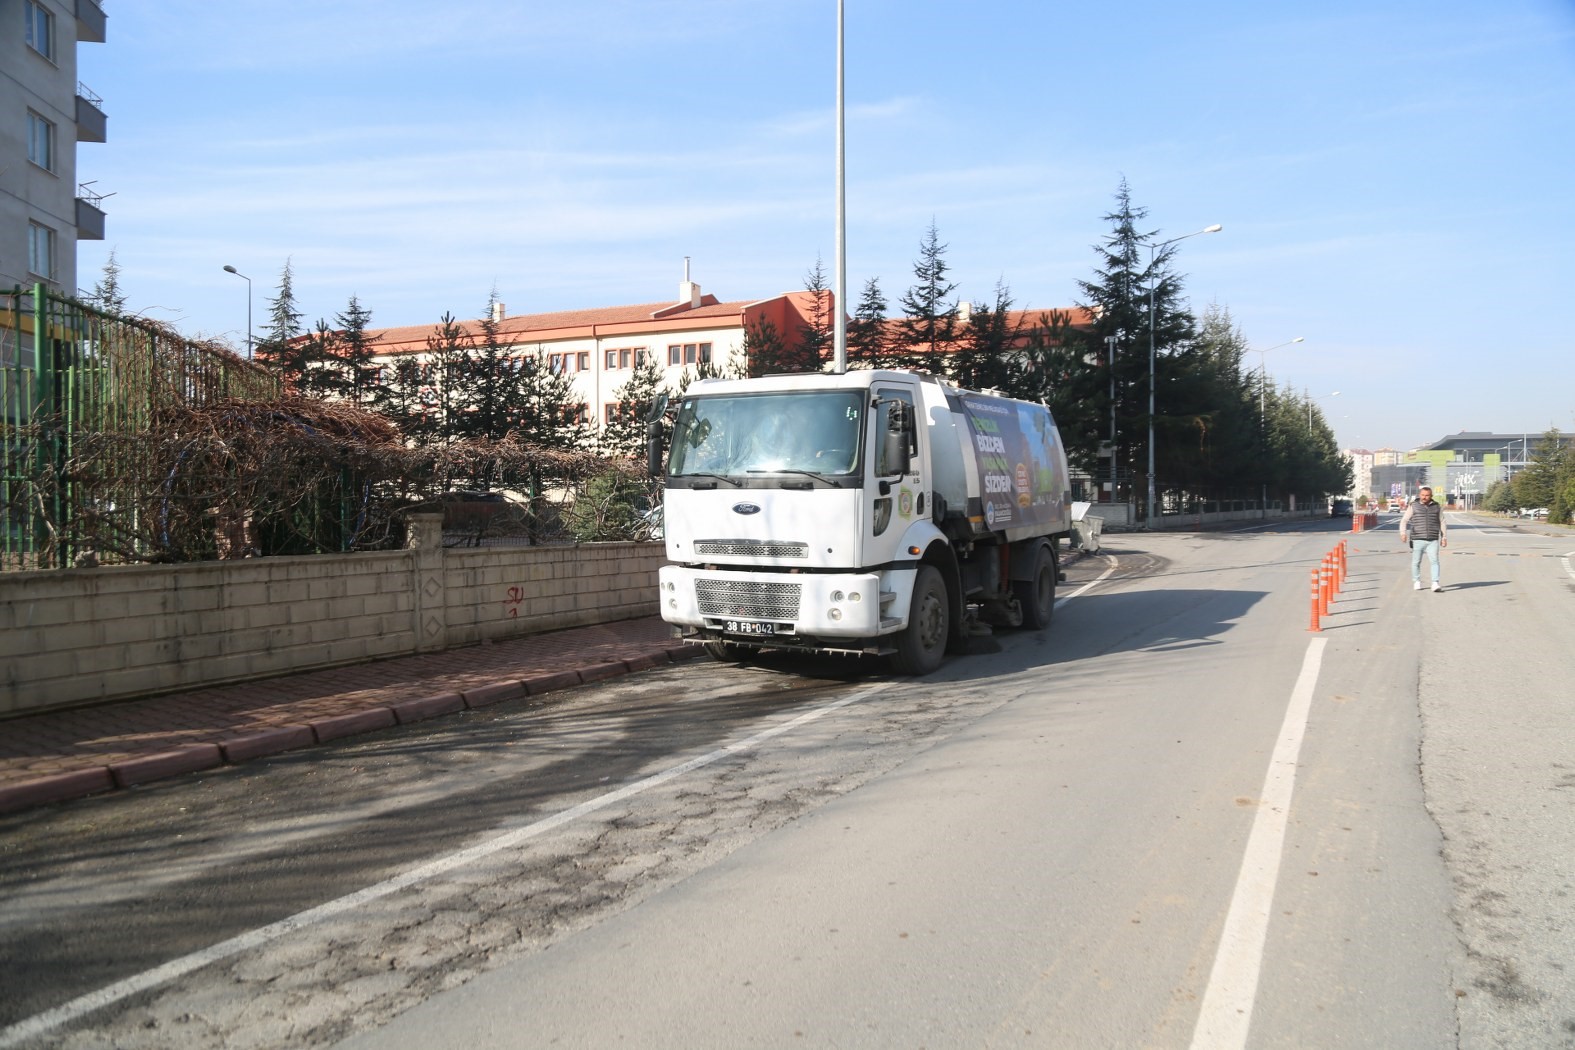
680, 256, 701, 309
956, 300, 972, 324
491, 301, 506, 323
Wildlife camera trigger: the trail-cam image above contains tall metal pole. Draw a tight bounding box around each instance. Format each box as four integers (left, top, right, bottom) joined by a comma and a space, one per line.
832, 0, 847, 374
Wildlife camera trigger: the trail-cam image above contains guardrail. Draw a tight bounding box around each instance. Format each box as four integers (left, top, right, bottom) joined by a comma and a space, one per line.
1308, 539, 1347, 632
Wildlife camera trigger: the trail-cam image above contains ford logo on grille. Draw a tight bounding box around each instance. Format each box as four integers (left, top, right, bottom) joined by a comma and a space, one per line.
732, 502, 762, 515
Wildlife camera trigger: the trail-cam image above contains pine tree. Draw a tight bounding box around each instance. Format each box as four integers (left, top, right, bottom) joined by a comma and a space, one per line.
601, 353, 667, 458
1075, 181, 1156, 492
794, 256, 833, 372
1019, 310, 1105, 475
420, 312, 474, 444
949, 278, 1021, 393
846, 277, 889, 369
257, 259, 307, 386
895, 222, 958, 373
453, 291, 520, 443
742, 316, 792, 378
295, 320, 342, 400
89, 248, 127, 314
334, 296, 381, 407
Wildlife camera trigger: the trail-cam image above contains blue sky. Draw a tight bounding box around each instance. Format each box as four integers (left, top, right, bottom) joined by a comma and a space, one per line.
76, 0, 1575, 454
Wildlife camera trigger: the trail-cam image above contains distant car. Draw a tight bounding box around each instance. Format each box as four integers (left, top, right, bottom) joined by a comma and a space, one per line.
1521, 507, 1548, 519
1387, 499, 1402, 511
1330, 499, 1353, 517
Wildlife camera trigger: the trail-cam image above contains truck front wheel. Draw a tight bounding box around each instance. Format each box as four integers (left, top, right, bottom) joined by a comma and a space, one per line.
1013, 543, 1057, 630
891, 565, 949, 675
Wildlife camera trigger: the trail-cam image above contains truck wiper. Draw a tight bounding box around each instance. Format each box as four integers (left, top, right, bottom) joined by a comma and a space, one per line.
676, 471, 742, 487
746, 468, 844, 488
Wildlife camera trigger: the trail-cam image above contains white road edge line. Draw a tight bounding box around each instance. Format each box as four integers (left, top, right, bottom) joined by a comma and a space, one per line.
0, 684, 892, 1048
6, 558, 1126, 1046
1055, 554, 1119, 607
1562, 550, 1575, 583
1188, 634, 1328, 1050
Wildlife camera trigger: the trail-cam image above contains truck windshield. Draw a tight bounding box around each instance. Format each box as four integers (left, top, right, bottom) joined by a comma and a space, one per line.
668, 391, 864, 477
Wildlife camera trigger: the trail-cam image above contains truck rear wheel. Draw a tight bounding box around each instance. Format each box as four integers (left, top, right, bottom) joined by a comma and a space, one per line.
891, 565, 949, 675
1013, 544, 1056, 630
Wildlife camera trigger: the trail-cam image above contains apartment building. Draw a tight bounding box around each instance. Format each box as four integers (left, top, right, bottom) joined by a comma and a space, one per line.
2, 0, 108, 293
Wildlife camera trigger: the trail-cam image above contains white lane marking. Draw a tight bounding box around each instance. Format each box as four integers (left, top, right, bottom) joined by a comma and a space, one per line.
1056, 554, 1119, 607
6, 561, 1128, 1047
0, 684, 891, 1048
1563, 550, 1575, 583
1189, 635, 1328, 1050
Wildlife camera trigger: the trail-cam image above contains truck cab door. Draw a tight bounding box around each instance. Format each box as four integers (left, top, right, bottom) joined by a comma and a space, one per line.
865, 385, 921, 561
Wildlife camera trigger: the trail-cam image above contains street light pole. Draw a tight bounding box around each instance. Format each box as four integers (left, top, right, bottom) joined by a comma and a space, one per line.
1307, 390, 1340, 431
222, 265, 252, 358
1146, 223, 1221, 527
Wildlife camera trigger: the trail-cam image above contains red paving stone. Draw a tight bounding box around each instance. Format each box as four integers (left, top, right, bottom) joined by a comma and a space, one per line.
0, 615, 690, 814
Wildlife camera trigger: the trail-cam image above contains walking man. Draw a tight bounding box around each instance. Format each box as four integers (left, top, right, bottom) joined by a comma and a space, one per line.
1400, 486, 1448, 592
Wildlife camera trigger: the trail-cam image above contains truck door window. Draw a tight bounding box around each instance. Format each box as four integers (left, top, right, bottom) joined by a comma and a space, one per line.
874, 391, 916, 477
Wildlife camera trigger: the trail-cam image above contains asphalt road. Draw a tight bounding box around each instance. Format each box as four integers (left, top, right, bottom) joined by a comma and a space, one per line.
1, 514, 1570, 1049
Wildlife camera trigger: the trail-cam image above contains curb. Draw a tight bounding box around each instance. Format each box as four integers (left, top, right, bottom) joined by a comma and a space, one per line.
0, 643, 691, 817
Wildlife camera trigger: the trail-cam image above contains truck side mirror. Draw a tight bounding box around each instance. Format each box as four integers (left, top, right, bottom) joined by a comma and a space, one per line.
646, 420, 665, 478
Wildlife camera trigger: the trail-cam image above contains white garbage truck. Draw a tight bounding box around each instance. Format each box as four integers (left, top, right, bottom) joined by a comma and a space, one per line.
650, 369, 1073, 673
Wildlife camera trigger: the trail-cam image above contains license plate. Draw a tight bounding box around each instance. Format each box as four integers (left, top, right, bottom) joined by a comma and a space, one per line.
723, 619, 777, 636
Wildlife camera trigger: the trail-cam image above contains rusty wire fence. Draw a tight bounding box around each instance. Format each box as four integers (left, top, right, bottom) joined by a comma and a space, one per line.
2, 285, 279, 569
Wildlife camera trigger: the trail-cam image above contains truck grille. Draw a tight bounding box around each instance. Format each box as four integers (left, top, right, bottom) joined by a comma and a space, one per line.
694, 539, 808, 558
695, 579, 802, 621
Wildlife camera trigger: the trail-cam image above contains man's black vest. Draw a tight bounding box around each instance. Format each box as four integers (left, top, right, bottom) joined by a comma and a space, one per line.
1410, 501, 1442, 541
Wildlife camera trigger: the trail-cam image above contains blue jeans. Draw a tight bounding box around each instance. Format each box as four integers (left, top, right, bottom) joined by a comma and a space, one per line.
1411, 539, 1441, 585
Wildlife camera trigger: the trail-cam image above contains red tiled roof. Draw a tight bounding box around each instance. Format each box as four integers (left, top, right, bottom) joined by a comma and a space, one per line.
369, 297, 757, 354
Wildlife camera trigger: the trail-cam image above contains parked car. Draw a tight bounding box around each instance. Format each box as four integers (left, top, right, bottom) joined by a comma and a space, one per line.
1330, 499, 1353, 517
1521, 507, 1548, 519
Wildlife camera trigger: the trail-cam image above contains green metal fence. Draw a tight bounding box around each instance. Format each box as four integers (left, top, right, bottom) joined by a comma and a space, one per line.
2, 284, 279, 569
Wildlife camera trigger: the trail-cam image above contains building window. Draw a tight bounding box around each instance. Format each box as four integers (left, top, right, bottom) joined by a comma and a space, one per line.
27, 111, 55, 172
577, 352, 590, 372
549, 353, 565, 374
667, 342, 712, 366
605, 347, 646, 370
28, 222, 56, 279
25, 1, 54, 61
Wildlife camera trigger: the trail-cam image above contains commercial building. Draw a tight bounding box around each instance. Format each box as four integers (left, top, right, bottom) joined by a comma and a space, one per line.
1370, 431, 1574, 506
1, 0, 108, 294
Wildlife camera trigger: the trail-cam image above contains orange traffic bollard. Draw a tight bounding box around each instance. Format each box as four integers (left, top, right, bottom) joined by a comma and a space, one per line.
1320, 556, 1334, 616
1308, 567, 1322, 631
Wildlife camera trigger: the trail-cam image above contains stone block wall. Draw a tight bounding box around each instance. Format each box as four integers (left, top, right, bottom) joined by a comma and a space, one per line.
0, 516, 666, 718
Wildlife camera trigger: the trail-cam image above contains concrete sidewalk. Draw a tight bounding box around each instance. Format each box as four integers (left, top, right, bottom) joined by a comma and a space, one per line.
0, 616, 699, 816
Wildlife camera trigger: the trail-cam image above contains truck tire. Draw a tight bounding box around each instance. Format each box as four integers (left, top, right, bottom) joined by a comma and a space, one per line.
704, 641, 751, 663
891, 565, 949, 675
1013, 543, 1056, 630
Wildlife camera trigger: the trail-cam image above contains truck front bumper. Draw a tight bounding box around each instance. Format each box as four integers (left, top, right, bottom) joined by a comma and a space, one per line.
658, 565, 910, 643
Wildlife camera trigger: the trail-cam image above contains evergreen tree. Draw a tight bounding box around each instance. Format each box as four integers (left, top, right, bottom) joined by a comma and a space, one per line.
453, 291, 521, 443
793, 256, 833, 372
949, 278, 1022, 393
257, 259, 307, 387
334, 295, 381, 406
372, 357, 427, 442
89, 248, 127, 314
895, 222, 958, 373
1019, 310, 1105, 475
846, 277, 889, 369
601, 353, 667, 458
420, 312, 474, 444
294, 320, 342, 400
1156, 303, 1257, 495
513, 350, 587, 451
1513, 428, 1566, 510
742, 316, 792, 377
1074, 180, 1163, 490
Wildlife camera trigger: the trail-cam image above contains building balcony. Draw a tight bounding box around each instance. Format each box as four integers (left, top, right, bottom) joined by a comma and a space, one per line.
76, 195, 106, 241
76, 0, 106, 44
76, 85, 107, 143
